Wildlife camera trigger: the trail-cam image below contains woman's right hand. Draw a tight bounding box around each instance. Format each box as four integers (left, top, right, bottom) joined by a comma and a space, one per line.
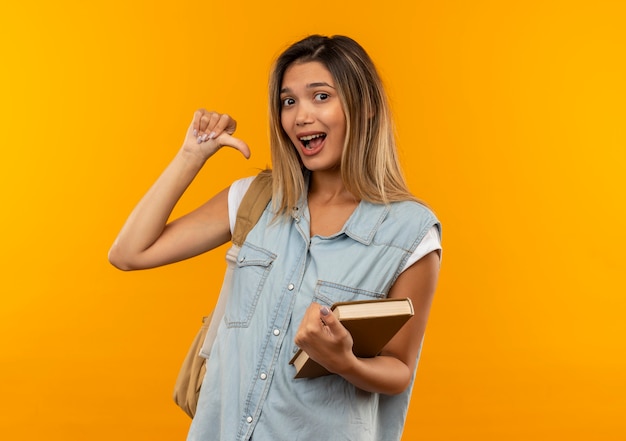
182, 109, 251, 160
108, 109, 247, 271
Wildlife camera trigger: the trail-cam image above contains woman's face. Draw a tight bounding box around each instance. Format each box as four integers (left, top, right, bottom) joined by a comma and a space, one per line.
279, 61, 347, 172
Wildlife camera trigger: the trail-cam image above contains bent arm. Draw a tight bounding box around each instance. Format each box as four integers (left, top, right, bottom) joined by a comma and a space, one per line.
338, 250, 440, 394
295, 250, 441, 394
108, 110, 249, 270
107, 152, 232, 270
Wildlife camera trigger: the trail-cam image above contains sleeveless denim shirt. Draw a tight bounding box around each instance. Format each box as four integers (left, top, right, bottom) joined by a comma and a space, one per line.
188, 193, 440, 441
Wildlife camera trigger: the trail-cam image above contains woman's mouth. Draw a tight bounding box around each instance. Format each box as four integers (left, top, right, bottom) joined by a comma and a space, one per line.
299, 133, 327, 150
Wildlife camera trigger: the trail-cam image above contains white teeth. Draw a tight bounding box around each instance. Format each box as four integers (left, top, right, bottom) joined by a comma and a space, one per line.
299, 133, 325, 142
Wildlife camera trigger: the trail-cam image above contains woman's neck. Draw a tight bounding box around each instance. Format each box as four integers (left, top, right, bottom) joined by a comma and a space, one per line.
307, 170, 360, 237
308, 170, 357, 204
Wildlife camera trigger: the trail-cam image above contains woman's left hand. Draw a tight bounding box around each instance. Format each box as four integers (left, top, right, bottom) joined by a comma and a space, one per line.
294, 303, 356, 374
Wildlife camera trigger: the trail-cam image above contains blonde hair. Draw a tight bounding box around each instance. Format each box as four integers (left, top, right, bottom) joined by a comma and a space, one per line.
268, 35, 415, 216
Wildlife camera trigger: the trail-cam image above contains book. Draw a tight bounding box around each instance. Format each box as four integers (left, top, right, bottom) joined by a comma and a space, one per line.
289, 297, 414, 379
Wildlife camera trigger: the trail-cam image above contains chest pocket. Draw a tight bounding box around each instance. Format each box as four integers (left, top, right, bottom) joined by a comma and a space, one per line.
226, 243, 276, 328
313, 280, 387, 308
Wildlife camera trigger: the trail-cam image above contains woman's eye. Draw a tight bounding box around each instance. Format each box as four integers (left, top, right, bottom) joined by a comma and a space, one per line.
282, 97, 295, 107
314, 93, 329, 101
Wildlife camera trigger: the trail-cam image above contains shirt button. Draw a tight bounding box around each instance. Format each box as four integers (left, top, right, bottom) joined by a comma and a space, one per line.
260, 373, 267, 380
246, 416, 253, 423
238, 256, 245, 263
288, 283, 295, 291
273, 329, 280, 336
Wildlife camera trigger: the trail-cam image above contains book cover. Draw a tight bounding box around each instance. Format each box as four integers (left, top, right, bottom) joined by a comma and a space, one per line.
289, 298, 414, 379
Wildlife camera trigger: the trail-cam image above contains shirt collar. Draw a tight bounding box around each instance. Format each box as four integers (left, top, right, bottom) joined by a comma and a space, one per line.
343, 201, 390, 245
296, 171, 390, 244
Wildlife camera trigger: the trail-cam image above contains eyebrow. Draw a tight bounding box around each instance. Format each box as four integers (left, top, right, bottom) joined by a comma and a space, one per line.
280, 82, 336, 94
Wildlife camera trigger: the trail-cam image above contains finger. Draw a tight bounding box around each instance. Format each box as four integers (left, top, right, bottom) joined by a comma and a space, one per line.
306, 303, 329, 334
319, 305, 335, 327
210, 113, 237, 139
319, 305, 330, 326
192, 109, 205, 137
215, 133, 251, 159
294, 303, 322, 346
318, 305, 347, 339
199, 111, 219, 136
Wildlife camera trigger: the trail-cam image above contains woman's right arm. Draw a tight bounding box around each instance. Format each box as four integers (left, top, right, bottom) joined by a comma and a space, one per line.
108, 110, 250, 271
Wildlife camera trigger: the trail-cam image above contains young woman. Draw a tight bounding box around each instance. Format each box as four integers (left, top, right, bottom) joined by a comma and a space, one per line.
109, 35, 441, 441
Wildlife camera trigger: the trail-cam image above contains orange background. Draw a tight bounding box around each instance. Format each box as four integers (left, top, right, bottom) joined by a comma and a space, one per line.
1, 1, 625, 440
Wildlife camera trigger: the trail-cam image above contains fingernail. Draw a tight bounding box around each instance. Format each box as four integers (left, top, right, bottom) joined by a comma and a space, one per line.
193, 129, 198, 137
320, 306, 330, 316
208, 131, 216, 140
197, 136, 203, 144
201, 133, 209, 141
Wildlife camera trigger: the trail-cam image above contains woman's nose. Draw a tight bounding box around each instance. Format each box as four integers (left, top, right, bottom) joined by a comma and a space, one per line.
295, 106, 313, 126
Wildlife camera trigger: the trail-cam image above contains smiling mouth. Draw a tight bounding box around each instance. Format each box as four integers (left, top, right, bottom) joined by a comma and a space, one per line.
299, 133, 327, 149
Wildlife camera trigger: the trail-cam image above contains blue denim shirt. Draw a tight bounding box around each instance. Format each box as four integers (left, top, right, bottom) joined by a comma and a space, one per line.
188, 196, 440, 441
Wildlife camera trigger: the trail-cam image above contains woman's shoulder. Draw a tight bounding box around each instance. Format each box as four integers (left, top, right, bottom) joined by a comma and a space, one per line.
381, 199, 441, 241
227, 176, 257, 233
348, 199, 440, 249
230, 176, 256, 198
388, 199, 439, 223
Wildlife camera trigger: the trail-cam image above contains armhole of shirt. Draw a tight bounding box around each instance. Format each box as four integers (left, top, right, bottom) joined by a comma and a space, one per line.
229, 178, 442, 272
227, 176, 256, 234
400, 226, 442, 273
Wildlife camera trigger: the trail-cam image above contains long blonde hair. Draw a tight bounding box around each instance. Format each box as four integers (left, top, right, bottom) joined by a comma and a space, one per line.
268, 35, 415, 216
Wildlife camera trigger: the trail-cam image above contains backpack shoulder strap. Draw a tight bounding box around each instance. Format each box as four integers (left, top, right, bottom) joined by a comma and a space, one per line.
232, 169, 272, 247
